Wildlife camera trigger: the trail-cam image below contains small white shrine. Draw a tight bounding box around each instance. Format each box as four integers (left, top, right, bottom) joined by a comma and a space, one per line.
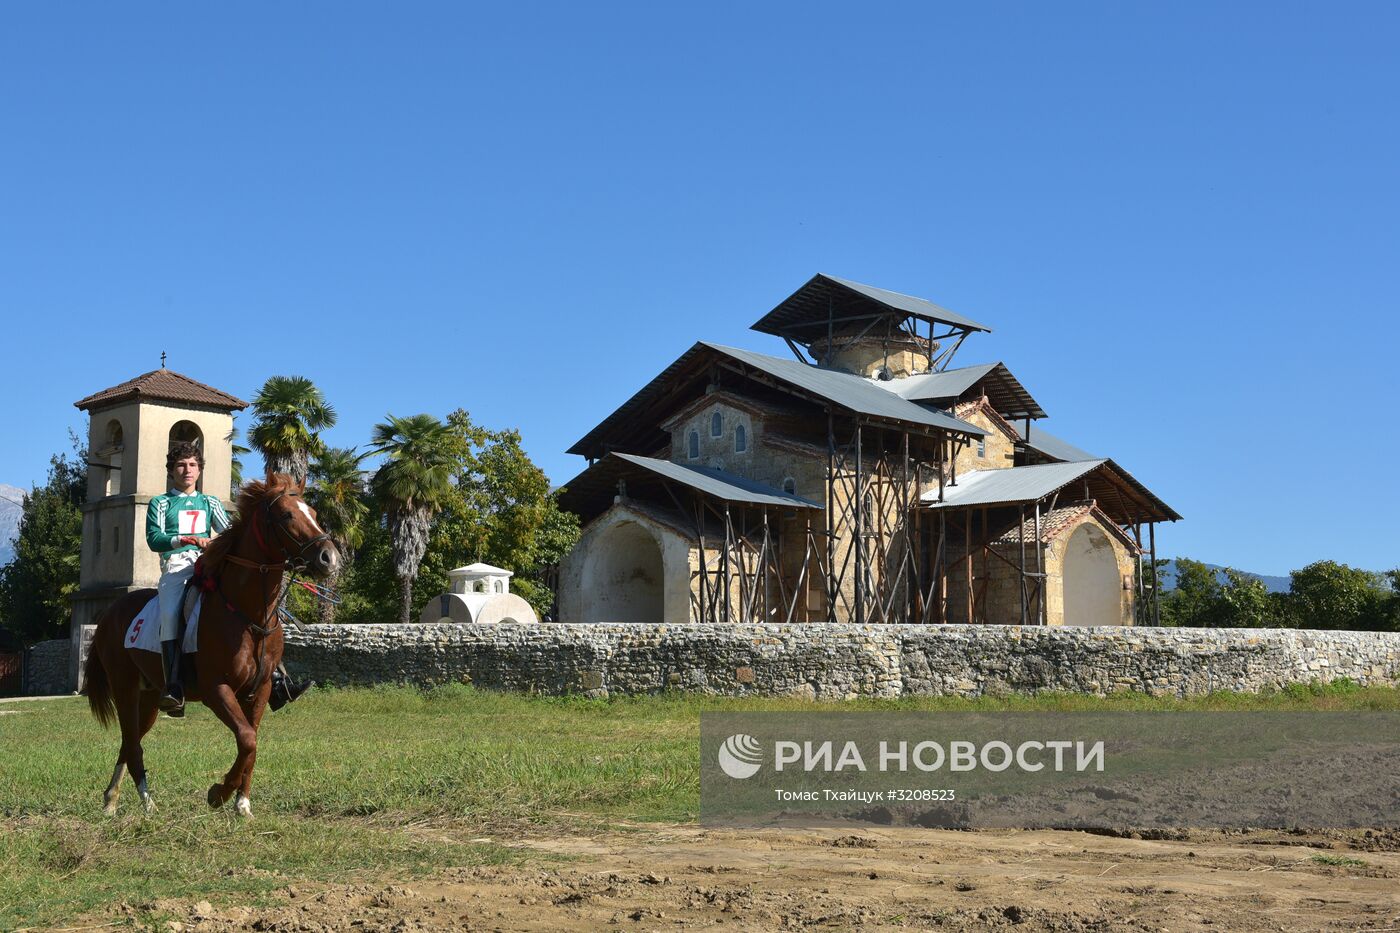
419, 562, 539, 625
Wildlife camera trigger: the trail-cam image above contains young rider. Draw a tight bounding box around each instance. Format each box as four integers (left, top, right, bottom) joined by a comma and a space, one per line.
146, 441, 230, 715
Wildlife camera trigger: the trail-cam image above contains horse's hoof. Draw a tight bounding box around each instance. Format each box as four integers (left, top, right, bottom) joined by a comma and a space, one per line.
235, 794, 253, 819
141, 794, 156, 814
102, 800, 118, 816
207, 783, 226, 809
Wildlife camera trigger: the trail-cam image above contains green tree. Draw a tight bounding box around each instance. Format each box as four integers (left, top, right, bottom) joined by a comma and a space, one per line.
1159, 558, 1225, 627
1158, 558, 1283, 628
415, 411, 579, 619
1383, 570, 1400, 632
1283, 560, 1389, 631
226, 422, 252, 498
306, 446, 370, 623
0, 446, 86, 644
248, 375, 336, 484
1218, 569, 1279, 628
370, 414, 456, 624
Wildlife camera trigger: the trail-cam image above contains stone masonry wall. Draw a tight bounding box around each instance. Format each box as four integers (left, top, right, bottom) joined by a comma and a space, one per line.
283, 623, 1400, 700
24, 639, 73, 695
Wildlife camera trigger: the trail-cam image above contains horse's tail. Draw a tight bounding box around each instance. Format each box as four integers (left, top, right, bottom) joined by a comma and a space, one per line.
84, 626, 115, 729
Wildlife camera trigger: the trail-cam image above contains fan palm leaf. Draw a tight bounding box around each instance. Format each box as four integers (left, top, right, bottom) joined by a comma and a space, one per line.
249, 375, 337, 484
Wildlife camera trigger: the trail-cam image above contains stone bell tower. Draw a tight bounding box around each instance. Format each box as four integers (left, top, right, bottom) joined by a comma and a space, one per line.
69, 366, 247, 686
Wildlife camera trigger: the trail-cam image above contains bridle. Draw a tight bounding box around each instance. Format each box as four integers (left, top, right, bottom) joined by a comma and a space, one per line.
196, 488, 334, 701
242, 489, 333, 573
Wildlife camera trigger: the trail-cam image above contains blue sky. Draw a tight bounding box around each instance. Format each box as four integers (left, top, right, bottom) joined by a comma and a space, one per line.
1, 3, 1396, 576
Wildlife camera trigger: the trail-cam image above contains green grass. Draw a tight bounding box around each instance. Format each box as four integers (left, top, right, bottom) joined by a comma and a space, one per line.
2, 679, 1398, 929
1311, 853, 1368, 867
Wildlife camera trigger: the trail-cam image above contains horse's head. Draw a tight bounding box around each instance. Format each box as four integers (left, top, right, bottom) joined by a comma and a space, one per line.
241, 474, 341, 576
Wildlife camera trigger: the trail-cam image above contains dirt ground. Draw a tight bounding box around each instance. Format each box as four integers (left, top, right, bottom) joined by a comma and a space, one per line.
125, 822, 1400, 932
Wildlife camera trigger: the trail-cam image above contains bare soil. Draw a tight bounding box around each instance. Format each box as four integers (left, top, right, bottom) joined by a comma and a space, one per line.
129, 823, 1400, 932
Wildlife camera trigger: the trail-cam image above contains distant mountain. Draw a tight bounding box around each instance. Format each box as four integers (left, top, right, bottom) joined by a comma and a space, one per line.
1157, 559, 1291, 594
0, 483, 24, 567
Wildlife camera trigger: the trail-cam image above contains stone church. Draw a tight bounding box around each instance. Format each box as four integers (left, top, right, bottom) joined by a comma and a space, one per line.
556, 274, 1178, 627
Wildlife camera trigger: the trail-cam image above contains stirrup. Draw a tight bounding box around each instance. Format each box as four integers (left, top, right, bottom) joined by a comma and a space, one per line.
269, 671, 314, 712
159, 683, 185, 717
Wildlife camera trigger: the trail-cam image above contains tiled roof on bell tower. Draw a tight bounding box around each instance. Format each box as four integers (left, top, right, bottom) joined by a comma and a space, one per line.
74, 369, 249, 412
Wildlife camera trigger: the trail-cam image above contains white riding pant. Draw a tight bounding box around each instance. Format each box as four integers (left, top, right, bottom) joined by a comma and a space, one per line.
157, 549, 200, 641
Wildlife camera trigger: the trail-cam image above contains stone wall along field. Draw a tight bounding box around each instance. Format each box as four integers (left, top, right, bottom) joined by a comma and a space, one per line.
24, 639, 72, 696
282, 623, 1400, 700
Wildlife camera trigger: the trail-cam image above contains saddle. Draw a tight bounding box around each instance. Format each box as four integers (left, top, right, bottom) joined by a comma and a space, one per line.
124, 586, 202, 656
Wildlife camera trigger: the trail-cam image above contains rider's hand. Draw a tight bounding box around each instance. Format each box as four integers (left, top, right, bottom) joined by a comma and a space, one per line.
191, 537, 212, 549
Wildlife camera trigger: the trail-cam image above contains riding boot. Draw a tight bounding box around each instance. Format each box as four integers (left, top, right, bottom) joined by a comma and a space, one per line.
159, 639, 185, 717
269, 669, 315, 712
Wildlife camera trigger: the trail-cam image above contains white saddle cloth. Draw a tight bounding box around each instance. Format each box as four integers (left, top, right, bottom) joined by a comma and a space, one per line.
125, 593, 202, 654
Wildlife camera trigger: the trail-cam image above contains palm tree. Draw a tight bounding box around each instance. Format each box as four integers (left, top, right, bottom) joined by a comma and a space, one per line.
370, 414, 455, 624
249, 376, 336, 485
307, 447, 370, 624
225, 424, 252, 500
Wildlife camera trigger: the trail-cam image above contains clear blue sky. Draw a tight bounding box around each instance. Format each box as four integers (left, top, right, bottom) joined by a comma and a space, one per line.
2, 3, 1396, 576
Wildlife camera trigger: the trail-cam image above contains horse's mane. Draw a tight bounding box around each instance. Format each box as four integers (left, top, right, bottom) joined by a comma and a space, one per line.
199, 475, 300, 573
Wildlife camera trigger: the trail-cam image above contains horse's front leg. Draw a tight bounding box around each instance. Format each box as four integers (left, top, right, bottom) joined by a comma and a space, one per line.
233, 687, 272, 819
203, 682, 258, 814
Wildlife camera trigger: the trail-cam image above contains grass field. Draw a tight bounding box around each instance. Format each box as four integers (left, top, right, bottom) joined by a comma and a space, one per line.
3, 679, 1398, 930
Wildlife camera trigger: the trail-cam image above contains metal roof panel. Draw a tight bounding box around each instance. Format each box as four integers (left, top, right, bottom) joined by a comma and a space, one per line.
704, 343, 987, 437
921, 461, 1108, 508
751, 273, 992, 338
614, 453, 823, 508
1022, 425, 1097, 463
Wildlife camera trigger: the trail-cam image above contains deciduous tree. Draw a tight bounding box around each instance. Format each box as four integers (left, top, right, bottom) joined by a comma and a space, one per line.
0, 445, 86, 644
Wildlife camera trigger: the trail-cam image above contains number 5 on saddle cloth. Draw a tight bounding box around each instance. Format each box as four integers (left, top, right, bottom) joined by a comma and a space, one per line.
124, 580, 202, 687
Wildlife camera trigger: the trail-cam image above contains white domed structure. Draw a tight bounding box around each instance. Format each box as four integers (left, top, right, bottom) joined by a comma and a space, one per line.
419, 562, 538, 625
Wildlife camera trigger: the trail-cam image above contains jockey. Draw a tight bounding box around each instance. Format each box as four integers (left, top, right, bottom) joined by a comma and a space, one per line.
146, 441, 229, 715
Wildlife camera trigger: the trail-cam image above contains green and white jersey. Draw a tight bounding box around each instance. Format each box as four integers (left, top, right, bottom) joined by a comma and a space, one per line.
146, 489, 232, 567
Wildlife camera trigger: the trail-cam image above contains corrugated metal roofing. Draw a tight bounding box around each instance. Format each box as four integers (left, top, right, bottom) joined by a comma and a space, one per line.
921, 458, 1181, 524
1021, 425, 1096, 463
703, 343, 987, 437
921, 461, 1107, 509
882, 363, 998, 400
750, 273, 992, 340
877, 361, 1047, 421
614, 453, 822, 508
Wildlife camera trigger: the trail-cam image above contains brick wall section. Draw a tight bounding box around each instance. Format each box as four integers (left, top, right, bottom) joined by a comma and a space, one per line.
24, 639, 73, 695
282, 623, 1400, 700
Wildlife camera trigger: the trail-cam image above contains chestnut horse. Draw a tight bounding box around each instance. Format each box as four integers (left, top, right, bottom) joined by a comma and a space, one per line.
84, 475, 339, 818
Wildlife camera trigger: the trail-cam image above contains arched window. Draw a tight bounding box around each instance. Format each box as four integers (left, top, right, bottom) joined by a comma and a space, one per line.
735, 424, 747, 453
494, 579, 504, 594
710, 411, 723, 437
782, 477, 797, 496
688, 430, 700, 459
168, 421, 204, 491
101, 419, 124, 497
473, 580, 487, 593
